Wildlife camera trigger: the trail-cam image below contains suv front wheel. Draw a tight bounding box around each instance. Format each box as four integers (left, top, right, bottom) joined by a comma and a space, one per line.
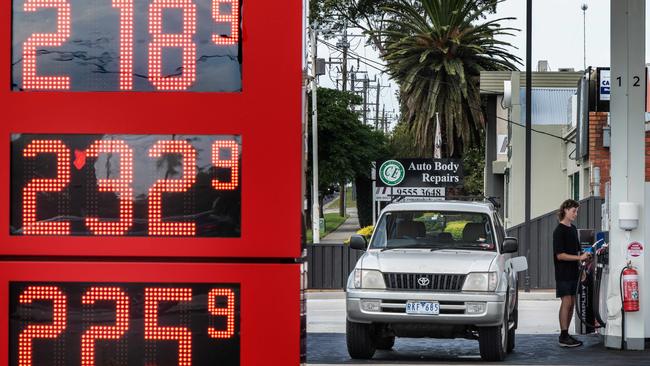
346, 320, 376, 359
478, 299, 508, 361
374, 335, 395, 350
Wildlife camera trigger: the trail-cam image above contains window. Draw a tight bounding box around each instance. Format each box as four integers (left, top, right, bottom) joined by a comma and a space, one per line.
369, 211, 495, 251
569, 172, 580, 200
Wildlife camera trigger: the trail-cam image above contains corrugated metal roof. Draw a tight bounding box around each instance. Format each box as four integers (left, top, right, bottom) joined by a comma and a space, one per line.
480, 71, 583, 94
479, 71, 512, 93
519, 87, 577, 125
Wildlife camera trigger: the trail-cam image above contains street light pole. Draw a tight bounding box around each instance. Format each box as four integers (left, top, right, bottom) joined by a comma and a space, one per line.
524, 0, 532, 292
582, 3, 588, 70
311, 21, 320, 243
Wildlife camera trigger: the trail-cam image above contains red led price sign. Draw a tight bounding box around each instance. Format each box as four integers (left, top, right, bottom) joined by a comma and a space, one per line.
12, 0, 241, 91
0, 262, 302, 365
9, 282, 240, 366
1, 0, 303, 259
11, 134, 241, 237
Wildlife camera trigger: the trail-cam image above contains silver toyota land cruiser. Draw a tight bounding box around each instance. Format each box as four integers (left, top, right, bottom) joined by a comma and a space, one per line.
346, 201, 527, 361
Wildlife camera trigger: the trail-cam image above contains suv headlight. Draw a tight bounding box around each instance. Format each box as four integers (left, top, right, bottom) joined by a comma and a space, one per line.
353, 269, 386, 289
462, 272, 498, 292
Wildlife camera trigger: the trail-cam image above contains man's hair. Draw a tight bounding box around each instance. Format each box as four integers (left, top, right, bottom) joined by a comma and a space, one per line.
558, 199, 580, 221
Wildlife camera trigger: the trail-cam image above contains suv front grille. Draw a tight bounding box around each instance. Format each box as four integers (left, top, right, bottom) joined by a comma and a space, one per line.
383, 273, 466, 291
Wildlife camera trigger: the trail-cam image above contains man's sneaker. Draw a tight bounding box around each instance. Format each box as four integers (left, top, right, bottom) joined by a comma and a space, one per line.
568, 335, 584, 346
559, 335, 583, 348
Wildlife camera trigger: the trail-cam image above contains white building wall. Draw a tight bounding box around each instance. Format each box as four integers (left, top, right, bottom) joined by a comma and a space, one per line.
507, 124, 567, 227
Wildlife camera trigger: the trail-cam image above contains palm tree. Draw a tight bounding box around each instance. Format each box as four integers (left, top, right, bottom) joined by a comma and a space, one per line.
381, 0, 520, 157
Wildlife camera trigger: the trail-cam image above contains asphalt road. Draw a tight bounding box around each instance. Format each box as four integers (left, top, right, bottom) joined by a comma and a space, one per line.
306, 291, 650, 365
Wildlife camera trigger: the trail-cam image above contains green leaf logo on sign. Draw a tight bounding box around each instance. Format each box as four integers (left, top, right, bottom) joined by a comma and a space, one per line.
379, 160, 405, 186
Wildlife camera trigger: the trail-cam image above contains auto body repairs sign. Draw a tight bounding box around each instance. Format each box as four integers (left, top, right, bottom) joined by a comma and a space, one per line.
376, 159, 463, 187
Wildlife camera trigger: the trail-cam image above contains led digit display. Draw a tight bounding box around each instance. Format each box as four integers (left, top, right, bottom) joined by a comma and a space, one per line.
10, 134, 241, 237
12, 0, 242, 91
9, 282, 240, 366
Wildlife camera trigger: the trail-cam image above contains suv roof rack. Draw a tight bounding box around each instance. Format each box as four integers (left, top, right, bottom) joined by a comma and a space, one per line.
389, 195, 501, 209
444, 195, 502, 209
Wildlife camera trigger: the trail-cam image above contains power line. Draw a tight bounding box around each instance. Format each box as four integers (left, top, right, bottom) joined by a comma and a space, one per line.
319, 39, 386, 71
320, 37, 576, 143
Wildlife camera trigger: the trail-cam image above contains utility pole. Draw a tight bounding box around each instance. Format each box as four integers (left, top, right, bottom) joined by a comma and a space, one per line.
339, 26, 348, 92
367, 80, 390, 130
362, 78, 369, 125
310, 21, 320, 243
348, 69, 371, 124
381, 105, 386, 133
337, 26, 349, 217
375, 80, 381, 129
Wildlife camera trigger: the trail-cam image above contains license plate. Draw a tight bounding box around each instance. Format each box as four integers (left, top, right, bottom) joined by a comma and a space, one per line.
405, 300, 439, 315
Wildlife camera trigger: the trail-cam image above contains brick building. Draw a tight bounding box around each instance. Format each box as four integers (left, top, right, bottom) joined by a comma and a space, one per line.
588, 111, 650, 197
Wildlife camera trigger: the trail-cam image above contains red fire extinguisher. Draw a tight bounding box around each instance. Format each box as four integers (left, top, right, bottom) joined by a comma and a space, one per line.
622, 264, 640, 312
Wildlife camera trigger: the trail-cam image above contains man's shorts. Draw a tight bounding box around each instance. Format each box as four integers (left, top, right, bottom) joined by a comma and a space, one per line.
556, 280, 578, 298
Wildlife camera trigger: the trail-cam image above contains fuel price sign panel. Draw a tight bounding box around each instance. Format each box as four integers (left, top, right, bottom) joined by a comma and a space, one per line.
10, 282, 240, 366
12, 0, 241, 91
0, 262, 302, 365
0, 0, 304, 258
10, 134, 240, 237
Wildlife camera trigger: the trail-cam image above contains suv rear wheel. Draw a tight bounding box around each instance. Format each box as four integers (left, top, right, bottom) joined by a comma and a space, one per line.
346, 320, 376, 359
479, 298, 508, 361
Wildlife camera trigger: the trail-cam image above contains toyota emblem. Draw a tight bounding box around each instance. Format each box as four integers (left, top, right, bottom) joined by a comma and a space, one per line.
417, 277, 430, 286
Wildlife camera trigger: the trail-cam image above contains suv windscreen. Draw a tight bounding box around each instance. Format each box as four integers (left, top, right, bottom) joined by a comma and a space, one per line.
369, 210, 496, 251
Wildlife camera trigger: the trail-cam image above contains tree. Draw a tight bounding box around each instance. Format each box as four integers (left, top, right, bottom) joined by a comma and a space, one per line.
306, 87, 388, 220
310, 0, 497, 53
388, 120, 418, 157
381, 0, 520, 157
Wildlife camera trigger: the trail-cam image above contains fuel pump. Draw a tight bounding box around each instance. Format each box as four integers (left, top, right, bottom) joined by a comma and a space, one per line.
575, 231, 609, 335
575, 230, 596, 335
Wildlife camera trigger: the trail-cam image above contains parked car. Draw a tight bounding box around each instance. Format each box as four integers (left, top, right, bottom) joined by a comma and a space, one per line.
346, 200, 527, 361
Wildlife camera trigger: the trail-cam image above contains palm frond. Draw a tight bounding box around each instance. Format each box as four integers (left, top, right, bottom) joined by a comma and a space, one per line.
382, 0, 520, 156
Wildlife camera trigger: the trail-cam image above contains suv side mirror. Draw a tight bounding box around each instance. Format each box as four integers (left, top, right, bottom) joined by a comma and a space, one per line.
349, 235, 368, 251
502, 237, 518, 253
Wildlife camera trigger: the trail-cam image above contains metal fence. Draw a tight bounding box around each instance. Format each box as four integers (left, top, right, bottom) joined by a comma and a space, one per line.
306, 244, 364, 289
306, 196, 604, 289
505, 196, 603, 289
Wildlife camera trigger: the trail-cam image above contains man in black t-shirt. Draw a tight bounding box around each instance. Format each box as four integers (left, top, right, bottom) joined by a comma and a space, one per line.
553, 199, 591, 348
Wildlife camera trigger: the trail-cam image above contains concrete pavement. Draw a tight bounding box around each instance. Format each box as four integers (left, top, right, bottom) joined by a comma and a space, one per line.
305, 290, 650, 365
320, 207, 360, 244
306, 290, 560, 334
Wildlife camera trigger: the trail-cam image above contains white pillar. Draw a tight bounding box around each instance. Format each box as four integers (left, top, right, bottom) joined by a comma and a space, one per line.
606, 0, 646, 350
